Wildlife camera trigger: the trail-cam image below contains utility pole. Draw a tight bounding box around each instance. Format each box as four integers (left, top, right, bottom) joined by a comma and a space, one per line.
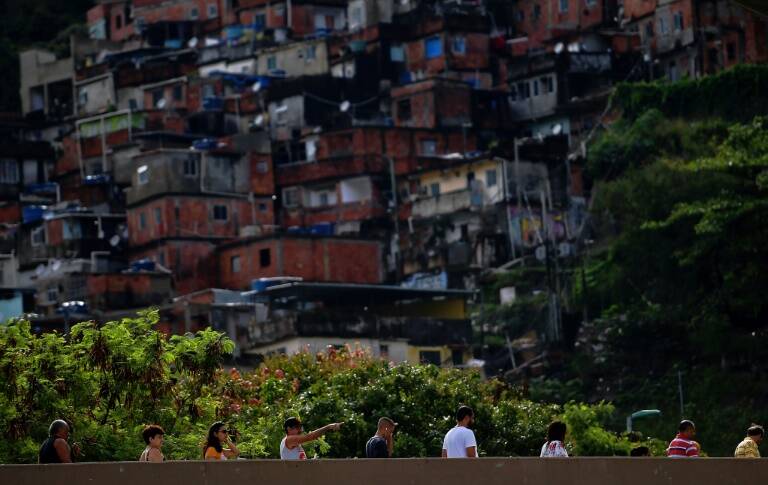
678, 370, 685, 417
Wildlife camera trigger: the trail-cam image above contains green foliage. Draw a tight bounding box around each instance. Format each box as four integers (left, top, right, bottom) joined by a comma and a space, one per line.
612, 64, 768, 123
0, 316, 638, 462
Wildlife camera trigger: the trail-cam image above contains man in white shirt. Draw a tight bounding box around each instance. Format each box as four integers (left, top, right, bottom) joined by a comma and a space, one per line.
442, 406, 478, 458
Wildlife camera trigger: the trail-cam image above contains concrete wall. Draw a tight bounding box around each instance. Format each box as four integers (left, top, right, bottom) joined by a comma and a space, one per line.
1, 458, 766, 485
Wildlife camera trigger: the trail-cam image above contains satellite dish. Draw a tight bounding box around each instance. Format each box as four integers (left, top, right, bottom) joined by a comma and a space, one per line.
35, 264, 46, 277
552, 123, 563, 135
252, 81, 262, 93
535, 246, 547, 261
109, 235, 120, 247
339, 100, 351, 112
156, 98, 167, 109
274, 105, 288, 114
253, 114, 265, 126
568, 42, 580, 53
188, 37, 199, 48
554, 42, 564, 54
51, 260, 62, 272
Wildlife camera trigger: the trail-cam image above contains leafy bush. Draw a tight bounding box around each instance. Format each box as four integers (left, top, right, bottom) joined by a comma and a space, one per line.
0, 313, 642, 462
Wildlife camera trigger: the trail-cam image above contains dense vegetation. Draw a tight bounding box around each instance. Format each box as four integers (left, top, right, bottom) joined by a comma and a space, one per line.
528, 65, 768, 457
0, 312, 659, 463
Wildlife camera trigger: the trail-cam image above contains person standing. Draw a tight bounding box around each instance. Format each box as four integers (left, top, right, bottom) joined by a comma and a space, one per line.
734, 424, 764, 458
203, 422, 240, 460
280, 417, 343, 460
39, 420, 79, 464
139, 424, 165, 462
666, 420, 699, 458
366, 417, 397, 458
442, 406, 477, 458
540, 421, 568, 457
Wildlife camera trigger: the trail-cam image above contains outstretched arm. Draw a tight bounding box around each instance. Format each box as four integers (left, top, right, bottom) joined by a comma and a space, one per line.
285, 423, 342, 448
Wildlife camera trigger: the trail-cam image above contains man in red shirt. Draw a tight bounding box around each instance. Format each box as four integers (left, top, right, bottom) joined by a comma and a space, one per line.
667, 420, 699, 457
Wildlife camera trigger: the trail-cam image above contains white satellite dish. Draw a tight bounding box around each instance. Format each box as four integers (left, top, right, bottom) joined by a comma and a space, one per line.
554, 42, 564, 54
109, 235, 120, 247
253, 114, 265, 126
156, 98, 167, 109
568, 42, 580, 53
252, 81, 262, 93
188, 37, 199, 48
552, 123, 563, 135
51, 260, 62, 272
35, 264, 46, 277
535, 246, 547, 261
339, 100, 351, 112
274, 105, 288, 114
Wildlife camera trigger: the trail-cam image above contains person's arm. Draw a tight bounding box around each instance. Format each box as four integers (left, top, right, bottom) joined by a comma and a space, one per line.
53, 439, 73, 463
386, 435, 394, 457
465, 431, 478, 458
686, 442, 700, 457
285, 423, 341, 448
223, 438, 240, 459
147, 448, 164, 463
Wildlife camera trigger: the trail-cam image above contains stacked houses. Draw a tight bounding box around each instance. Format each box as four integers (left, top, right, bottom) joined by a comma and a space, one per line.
2, 0, 766, 365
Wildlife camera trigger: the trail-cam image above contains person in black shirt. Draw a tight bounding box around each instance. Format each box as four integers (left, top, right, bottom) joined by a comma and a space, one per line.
366, 417, 397, 458
39, 420, 79, 464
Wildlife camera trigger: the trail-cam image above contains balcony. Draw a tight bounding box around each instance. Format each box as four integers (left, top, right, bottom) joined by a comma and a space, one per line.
411, 188, 481, 219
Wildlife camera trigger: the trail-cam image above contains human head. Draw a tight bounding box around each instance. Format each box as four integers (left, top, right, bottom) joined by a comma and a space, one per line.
630, 446, 651, 457
142, 424, 165, 447
456, 406, 474, 427
205, 421, 227, 452
49, 420, 69, 439
377, 417, 397, 436
747, 424, 764, 444
678, 420, 696, 439
284, 417, 303, 436
547, 421, 567, 443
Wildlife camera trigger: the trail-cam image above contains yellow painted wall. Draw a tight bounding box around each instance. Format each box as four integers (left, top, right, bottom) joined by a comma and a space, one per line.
406, 345, 473, 367
417, 159, 501, 195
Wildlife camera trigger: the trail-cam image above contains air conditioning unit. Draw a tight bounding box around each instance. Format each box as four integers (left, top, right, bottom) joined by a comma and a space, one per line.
240, 225, 262, 237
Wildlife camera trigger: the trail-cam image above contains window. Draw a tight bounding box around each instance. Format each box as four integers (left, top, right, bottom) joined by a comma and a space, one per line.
173, 84, 183, 101
451, 36, 466, 55
31, 226, 46, 246
586, 0, 597, 6
674, 12, 684, 31
139, 212, 147, 230
350, 6, 363, 28
451, 349, 464, 366
137, 165, 149, 185
658, 17, 668, 35
267, 56, 277, 70
533, 79, 540, 96
283, 187, 300, 207
516, 81, 530, 99
645, 21, 654, 38
727, 42, 736, 60
154, 207, 162, 225
254, 14, 266, 29
231, 255, 241, 273
158, 251, 166, 267
425, 37, 442, 59
306, 45, 316, 60
420, 139, 437, 156
190, 7, 199, 19
319, 192, 329, 206
46, 287, 58, 304
380, 344, 389, 357
430, 183, 440, 197
390, 44, 405, 62
0, 160, 18, 184
486, 169, 498, 187
533, 4, 542, 19
213, 205, 228, 221
183, 157, 197, 176
258, 203, 268, 212
397, 99, 412, 121
208, 4, 219, 18
419, 350, 442, 366
516, 10, 525, 22
116, 14, 123, 29
152, 89, 163, 108
259, 248, 271, 267
541, 76, 554, 94
559, 0, 568, 13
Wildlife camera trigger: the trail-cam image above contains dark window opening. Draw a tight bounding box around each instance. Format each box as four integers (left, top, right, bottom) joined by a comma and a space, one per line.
259, 248, 271, 267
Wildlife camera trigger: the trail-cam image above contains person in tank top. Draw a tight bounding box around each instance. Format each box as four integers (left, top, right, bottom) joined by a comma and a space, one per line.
280, 417, 342, 460
138, 424, 165, 462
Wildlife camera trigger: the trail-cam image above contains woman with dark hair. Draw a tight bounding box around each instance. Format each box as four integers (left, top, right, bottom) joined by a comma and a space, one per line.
203, 422, 240, 460
540, 421, 568, 457
139, 424, 165, 462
